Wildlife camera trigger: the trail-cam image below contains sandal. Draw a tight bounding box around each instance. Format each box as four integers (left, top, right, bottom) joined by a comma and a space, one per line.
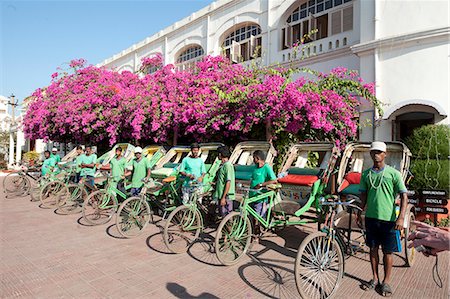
362, 279, 377, 291
380, 283, 393, 297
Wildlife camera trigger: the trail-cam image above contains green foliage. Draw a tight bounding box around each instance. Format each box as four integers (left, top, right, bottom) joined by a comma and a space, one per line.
406, 125, 450, 192
23, 151, 40, 162
409, 159, 449, 192
438, 216, 449, 227
405, 125, 449, 160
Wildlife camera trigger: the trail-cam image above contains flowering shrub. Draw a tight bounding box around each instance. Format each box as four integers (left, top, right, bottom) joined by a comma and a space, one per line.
23, 57, 381, 149
139, 53, 163, 73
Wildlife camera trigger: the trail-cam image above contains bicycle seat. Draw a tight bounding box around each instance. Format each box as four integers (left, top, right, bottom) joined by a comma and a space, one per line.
266, 183, 282, 190
163, 176, 177, 183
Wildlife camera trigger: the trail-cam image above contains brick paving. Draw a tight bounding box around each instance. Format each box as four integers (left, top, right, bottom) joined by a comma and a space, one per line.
1, 178, 449, 298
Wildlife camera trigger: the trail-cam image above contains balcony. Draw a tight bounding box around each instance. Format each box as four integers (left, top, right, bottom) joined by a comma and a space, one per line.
277, 30, 357, 64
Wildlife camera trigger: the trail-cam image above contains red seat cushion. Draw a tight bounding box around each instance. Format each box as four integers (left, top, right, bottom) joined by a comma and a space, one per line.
278, 174, 319, 187
338, 172, 361, 192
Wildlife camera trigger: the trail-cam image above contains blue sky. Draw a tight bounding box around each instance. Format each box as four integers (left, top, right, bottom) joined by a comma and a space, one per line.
0, 0, 213, 113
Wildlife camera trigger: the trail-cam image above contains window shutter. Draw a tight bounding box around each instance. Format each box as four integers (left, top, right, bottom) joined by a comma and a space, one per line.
231, 40, 240, 63
309, 15, 317, 41
284, 25, 292, 48
331, 10, 342, 35
343, 6, 353, 32
250, 35, 256, 57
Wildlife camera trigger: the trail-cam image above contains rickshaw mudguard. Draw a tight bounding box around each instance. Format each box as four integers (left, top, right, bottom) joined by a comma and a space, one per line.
294, 180, 322, 217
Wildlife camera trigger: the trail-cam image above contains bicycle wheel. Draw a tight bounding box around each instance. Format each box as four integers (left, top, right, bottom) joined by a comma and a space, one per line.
30, 177, 46, 202
164, 205, 202, 254
404, 210, 416, 267
3, 173, 29, 194
116, 196, 151, 238
215, 211, 252, 266
39, 181, 69, 209
295, 232, 344, 299
58, 184, 87, 215
82, 190, 117, 225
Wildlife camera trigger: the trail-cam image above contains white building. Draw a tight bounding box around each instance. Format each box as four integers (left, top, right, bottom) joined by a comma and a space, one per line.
99, 0, 449, 142
0, 95, 11, 132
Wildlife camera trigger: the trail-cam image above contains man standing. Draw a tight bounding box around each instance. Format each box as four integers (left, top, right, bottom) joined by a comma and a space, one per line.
250, 150, 277, 218
110, 147, 127, 199
125, 146, 151, 196
80, 145, 97, 187
51, 147, 61, 164
213, 145, 236, 217
41, 150, 56, 176
179, 143, 206, 204
358, 141, 408, 297
74, 145, 84, 183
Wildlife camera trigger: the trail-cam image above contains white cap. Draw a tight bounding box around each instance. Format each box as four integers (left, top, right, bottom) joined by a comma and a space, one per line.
52, 147, 58, 152
135, 146, 143, 153
370, 141, 387, 152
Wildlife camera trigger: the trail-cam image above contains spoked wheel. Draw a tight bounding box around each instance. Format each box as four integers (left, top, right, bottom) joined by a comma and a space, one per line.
403, 209, 416, 267
39, 181, 69, 209
215, 211, 252, 266
39, 181, 69, 208
164, 205, 202, 254
30, 177, 46, 202
295, 232, 344, 299
116, 196, 151, 238
58, 184, 87, 215
3, 173, 30, 195
82, 190, 117, 225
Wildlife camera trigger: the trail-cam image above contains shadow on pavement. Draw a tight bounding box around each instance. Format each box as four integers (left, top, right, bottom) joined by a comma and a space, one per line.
106, 223, 126, 239
145, 228, 175, 255
238, 261, 297, 299
187, 232, 223, 267
166, 282, 219, 299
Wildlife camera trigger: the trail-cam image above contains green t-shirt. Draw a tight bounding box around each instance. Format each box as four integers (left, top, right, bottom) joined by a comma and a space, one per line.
130, 158, 151, 188
110, 156, 127, 181
42, 157, 56, 175
249, 163, 277, 200
51, 153, 61, 164
180, 156, 206, 186
214, 161, 235, 200
80, 154, 97, 177
359, 165, 407, 222
75, 154, 84, 173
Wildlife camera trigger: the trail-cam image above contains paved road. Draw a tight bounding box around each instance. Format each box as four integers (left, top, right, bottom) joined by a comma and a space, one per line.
0, 181, 448, 298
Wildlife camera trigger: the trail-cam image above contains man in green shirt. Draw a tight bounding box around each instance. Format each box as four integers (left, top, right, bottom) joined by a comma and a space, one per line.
51, 147, 61, 164
80, 145, 97, 187
179, 143, 206, 204
125, 146, 151, 196
73, 145, 84, 183
250, 150, 278, 218
41, 150, 56, 176
110, 146, 127, 199
357, 141, 408, 296
214, 146, 236, 216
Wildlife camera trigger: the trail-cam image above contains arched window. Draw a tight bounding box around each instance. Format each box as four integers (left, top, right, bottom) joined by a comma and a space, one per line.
176, 45, 204, 70
281, 0, 353, 50
222, 23, 262, 63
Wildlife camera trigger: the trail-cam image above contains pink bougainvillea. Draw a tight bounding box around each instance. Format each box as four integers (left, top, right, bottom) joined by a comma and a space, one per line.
23, 56, 381, 148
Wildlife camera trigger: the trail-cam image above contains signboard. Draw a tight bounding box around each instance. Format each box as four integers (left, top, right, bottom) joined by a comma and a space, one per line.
408, 189, 449, 215
424, 206, 448, 214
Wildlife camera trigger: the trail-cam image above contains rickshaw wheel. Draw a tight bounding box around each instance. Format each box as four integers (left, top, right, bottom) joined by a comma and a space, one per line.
403, 208, 416, 267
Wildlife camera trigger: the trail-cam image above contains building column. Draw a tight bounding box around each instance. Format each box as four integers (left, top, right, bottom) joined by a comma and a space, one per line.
16, 130, 24, 163
9, 132, 14, 166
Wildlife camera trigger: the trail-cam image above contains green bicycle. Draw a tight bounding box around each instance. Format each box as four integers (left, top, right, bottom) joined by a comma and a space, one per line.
82, 176, 131, 226
115, 175, 184, 238
38, 166, 76, 209
163, 182, 216, 254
